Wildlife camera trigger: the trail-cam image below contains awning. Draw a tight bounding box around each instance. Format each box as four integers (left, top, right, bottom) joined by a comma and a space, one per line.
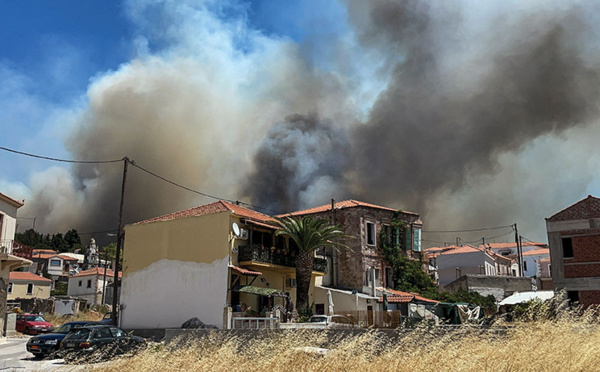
228, 265, 262, 276
236, 285, 287, 297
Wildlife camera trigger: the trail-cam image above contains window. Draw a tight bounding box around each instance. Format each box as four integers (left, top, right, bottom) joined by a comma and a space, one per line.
78, 280, 82, 287
562, 237, 574, 258
365, 268, 371, 286
50, 259, 61, 267
523, 261, 528, 271
7, 282, 12, 293
315, 304, 325, 315
87, 279, 92, 288
26, 283, 34, 295
384, 225, 392, 245
366, 222, 376, 246
412, 227, 422, 251
567, 291, 579, 304
110, 327, 127, 338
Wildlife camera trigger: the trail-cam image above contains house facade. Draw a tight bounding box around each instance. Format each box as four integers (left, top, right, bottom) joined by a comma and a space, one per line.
121, 200, 327, 329
28, 249, 79, 279
537, 257, 553, 290
8, 271, 51, 300
546, 195, 600, 307
283, 200, 423, 297
0, 192, 33, 337
67, 267, 121, 306
429, 245, 513, 287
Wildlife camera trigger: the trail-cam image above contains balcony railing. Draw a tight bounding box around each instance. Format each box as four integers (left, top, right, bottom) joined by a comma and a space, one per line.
238, 244, 328, 273
0, 240, 33, 259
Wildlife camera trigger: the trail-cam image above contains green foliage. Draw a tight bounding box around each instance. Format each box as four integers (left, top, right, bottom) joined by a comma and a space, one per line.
15, 228, 84, 253
102, 243, 122, 267
435, 288, 497, 312
51, 281, 68, 296
297, 306, 314, 323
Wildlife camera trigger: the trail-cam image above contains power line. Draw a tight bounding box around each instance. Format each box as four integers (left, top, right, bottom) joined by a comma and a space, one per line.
0, 145, 123, 164
422, 224, 514, 234
129, 160, 283, 215
78, 229, 119, 236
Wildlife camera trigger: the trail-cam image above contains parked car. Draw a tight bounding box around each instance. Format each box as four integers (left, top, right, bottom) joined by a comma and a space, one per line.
60, 325, 144, 353
308, 315, 358, 328
26, 321, 100, 358
16, 314, 54, 335
100, 312, 113, 324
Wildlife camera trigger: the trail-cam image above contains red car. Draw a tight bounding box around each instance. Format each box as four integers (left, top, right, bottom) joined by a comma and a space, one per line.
16, 314, 54, 335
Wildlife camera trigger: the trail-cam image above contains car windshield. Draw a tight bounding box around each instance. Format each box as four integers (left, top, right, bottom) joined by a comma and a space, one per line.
55, 324, 74, 333
25, 316, 46, 322
309, 316, 327, 323
66, 329, 91, 340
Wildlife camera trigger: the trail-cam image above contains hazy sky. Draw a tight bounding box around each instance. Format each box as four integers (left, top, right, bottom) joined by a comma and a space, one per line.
2, 0, 600, 246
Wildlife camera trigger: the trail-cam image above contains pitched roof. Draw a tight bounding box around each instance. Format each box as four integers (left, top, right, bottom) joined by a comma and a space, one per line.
72, 267, 121, 278
522, 248, 550, 257
0, 192, 24, 208
379, 288, 439, 304
9, 272, 51, 282
281, 199, 418, 217
438, 245, 481, 255
548, 195, 600, 222
134, 200, 273, 225
57, 254, 79, 261
32, 249, 57, 255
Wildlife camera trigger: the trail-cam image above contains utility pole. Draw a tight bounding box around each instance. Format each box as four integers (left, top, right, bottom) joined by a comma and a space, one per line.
330, 199, 338, 287
514, 223, 523, 276
112, 157, 129, 326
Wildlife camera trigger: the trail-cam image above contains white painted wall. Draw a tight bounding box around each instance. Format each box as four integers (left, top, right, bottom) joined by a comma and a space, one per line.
47, 257, 64, 276
121, 257, 229, 329
523, 253, 550, 277
68, 275, 108, 305
0, 198, 19, 243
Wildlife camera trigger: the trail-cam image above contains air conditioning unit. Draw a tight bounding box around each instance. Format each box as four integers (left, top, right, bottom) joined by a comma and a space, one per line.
239, 228, 249, 240
288, 278, 297, 288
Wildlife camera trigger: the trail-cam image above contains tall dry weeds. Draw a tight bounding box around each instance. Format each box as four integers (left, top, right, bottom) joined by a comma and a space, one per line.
94, 310, 600, 372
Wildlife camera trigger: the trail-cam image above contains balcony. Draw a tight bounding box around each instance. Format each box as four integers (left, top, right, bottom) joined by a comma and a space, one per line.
0, 239, 14, 255
1, 240, 33, 259
238, 244, 328, 273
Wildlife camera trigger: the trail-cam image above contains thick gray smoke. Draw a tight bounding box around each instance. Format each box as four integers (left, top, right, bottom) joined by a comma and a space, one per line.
243, 114, 351, 213
15, 0, 600, 244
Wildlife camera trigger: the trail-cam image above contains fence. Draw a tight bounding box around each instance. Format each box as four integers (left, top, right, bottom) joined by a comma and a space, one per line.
337, 310, 406, 329
231, 317, 280, 329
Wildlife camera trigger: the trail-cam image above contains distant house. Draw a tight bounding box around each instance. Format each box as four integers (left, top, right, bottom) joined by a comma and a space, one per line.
28, 249, 79, 279
0, 192, 33, 337
444, 274, 533, 302
8, 272, 51, 300
67, 267, 121, 306
522, 248, 550, 278
546, 195, 600, 307
428, 245, 513, 287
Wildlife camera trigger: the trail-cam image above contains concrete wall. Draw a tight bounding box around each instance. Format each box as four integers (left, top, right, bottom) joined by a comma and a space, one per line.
443, 275, 533, 302
0, 197, 19, 242
121, 211, 231, 329
437, 251, 487, 287
68, 275, 106, 305
8, 280, 51, 300
313, 286, 376, 313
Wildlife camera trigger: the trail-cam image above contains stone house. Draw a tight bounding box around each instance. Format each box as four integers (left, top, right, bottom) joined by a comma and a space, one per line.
283, 200, 423, 296
546, 195, 600, 307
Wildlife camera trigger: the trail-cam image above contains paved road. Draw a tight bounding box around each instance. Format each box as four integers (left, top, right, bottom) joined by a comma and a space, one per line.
0, 337, 83, 371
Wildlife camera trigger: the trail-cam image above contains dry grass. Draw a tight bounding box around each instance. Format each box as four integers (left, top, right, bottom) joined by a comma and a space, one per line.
44, 311, 104, 327
92, 311, 600, 372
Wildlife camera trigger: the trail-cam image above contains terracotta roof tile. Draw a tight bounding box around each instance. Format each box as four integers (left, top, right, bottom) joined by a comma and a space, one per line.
281, 199, 418, 217
379, 288, 439, 303
134, 200, 273, 225
229, 265, 262, 276
9, 272, 51, 282
522, 248, 550, 257
72, 267, 121, 278
485, 242, 547, 250
438, 245, 480, 255
57, 254, 79, 261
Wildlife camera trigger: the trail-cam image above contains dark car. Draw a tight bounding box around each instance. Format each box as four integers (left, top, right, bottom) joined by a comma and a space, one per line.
26, 321, 99, 358
16, 314, 54, 335
60, 325, 144, 353
100, 312, 113, 324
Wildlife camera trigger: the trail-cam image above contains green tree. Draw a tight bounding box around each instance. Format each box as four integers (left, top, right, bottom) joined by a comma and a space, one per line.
51, 282, 68, 296
50, 233, 69, 252
102, 243, 122, 267
64, 229, 84, 252
274, 216, 349, 312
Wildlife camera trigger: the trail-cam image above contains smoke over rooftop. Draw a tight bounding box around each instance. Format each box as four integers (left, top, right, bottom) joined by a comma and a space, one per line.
15, 0, 600, 243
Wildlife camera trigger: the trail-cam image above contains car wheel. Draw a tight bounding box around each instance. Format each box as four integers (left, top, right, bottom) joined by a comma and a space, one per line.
33, 354, 45, 359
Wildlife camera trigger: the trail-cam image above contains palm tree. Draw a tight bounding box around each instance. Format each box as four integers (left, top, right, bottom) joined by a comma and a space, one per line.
274, 216, 349, 312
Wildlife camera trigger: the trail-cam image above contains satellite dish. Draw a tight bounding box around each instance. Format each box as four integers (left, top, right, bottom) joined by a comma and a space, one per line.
232, 223, 241, 237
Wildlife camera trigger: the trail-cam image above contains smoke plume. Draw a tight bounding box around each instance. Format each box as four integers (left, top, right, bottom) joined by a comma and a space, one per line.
13, 0, 600, 243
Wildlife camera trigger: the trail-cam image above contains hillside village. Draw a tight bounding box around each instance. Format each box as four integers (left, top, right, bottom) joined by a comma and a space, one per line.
3, 189, 600, 333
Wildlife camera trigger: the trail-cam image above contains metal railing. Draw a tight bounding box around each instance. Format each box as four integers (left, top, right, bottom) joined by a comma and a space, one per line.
231, 316, 280, 329
0, 239, 14, 255
238, 244, 328, 273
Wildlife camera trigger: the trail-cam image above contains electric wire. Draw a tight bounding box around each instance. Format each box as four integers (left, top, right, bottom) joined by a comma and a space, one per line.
0, 145, 124, 164
422, 224, 514, 234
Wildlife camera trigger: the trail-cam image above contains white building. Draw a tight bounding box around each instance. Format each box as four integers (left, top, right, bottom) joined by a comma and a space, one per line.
67, 267, 120, 306
522, 248, 551, 278
0, 192, 33, 337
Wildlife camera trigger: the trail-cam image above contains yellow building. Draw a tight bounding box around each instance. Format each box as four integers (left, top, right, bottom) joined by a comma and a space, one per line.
8, 271, 51, 300
121, 200, 326, 329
